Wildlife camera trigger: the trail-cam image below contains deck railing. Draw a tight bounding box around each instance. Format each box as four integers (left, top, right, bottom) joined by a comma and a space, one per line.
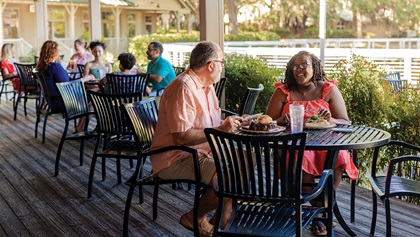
163, 40, 420, 84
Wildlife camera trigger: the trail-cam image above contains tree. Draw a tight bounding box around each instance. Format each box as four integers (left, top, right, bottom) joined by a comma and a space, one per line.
226, 0, 239, 35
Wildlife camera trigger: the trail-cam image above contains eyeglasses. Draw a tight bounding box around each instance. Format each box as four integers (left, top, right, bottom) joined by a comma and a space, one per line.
293, 62, 311, 70
147, 48, 156, 52
213, 59, 226, 65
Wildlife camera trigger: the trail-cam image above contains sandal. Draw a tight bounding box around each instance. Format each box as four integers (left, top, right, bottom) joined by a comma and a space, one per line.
312, 219, 327, 236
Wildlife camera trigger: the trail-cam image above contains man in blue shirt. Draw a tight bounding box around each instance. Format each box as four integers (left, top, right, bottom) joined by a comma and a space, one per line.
146, 42, 176, 95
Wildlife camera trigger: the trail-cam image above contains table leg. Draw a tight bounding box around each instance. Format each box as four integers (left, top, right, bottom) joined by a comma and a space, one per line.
325, 150, 357, 237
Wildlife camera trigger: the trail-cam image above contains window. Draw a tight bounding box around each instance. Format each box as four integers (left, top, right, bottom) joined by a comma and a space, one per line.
337, 21, 344, 30
145, 15, 153, 34
102, 12, 115, 37
127, 13, 136, 38
48, 9, 66, 38
3, 8, 20, 39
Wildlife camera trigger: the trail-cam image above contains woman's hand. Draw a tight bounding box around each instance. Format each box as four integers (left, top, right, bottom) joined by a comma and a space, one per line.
318, 108, 331, 121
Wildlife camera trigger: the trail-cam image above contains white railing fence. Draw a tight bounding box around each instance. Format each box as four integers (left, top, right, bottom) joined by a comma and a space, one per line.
163, 41, 420, 83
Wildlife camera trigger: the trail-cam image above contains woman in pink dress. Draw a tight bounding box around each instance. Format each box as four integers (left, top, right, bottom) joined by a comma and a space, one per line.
0, 43, 19, 93
266, 50, 358, 236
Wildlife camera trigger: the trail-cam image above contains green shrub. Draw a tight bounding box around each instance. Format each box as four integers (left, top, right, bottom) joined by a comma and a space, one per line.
224, 54, 283, 114
328, 29, 356, 38
329, 53, 420, 191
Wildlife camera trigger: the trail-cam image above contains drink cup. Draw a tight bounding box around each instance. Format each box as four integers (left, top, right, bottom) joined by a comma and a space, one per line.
69, 60, 76, 70
289, 104, 304, 133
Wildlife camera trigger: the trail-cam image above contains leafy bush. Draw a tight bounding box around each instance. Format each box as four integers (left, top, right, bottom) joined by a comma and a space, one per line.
329, 53, 389, 127
330, 53, 420, 191
328, 29, 356, 38
224, 54, 283, 114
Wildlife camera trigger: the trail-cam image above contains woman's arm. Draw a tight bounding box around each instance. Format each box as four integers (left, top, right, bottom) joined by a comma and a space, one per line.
1, 67, 17, 80
81, 62, 93, 82
266, 88, 288, 124
325, 86, 349, 125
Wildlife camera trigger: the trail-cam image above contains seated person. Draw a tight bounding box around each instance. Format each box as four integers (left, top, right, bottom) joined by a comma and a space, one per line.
35, 40, 69, 113
144, 42, 176, 96
82, 40, 112, 82
100, 52, 151, 94
1, 43, 19, 93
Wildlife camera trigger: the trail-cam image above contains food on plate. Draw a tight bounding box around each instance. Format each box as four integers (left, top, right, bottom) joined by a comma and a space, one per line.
249, 115, 277, 131
304, 115, 330, 127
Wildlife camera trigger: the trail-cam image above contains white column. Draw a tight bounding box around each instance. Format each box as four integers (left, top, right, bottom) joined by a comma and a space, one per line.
111, 7, 122, 55
89, 0, 101, 41
319, 0, 326, 66
199, 0, 224, 51
35, 0, 48, 54
64, 5, 78, 41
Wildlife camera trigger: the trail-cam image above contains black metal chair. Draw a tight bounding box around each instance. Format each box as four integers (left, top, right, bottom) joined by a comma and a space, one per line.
35, 71, 66, 143
54, 79, 97, 176
105, 73, 150, 96
77, 64, 85, 77
222, 83, 264, 116
172, 66, 186, 76
369, 140, 420, 237
123, 98, 205, 237
13, 63, 40, 121
214, 77, 226, 105
204, 128, 335, 237
87, 91, 143, 198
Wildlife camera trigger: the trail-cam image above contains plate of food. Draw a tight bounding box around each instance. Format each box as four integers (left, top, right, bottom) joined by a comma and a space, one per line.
304, 115, 336, 129
239, 115, 286, 133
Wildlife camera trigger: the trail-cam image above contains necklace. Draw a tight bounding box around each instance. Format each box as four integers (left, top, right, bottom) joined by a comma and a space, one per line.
297, 84, 316, 96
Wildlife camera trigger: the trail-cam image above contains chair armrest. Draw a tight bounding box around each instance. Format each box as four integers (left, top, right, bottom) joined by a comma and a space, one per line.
137, 145, 202, 183
221, 109, 239, 117
302, 169, 334, 203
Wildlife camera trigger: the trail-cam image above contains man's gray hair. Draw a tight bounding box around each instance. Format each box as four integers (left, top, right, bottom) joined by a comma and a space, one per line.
189, 41, 219, 69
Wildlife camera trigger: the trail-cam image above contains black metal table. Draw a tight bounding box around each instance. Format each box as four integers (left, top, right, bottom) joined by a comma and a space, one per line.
237, 124, 391, 236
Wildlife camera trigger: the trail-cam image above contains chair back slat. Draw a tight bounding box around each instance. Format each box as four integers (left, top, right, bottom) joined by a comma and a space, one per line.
77, 64, 85, 76
124, 98, 158, 150
89, 91, 142, 135
239, 84, 264, 115
14, 63, 38, 87
385, 72, 401, 80
214, 77, 226, 103
106, 73, 150, 96
55, 79, 90, 119
205, 128, 306, 200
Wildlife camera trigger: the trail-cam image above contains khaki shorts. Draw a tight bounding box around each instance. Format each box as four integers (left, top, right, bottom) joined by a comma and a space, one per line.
156, 155, 216, 186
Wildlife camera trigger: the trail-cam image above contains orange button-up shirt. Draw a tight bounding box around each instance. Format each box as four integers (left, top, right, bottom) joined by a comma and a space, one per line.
150, 68, 221, 174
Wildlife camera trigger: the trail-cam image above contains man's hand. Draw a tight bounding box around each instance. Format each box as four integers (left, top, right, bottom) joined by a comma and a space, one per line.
218, 115, 242, 132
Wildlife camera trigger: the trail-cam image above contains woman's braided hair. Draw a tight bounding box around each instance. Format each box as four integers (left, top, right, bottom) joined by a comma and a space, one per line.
284, 51, 326, 91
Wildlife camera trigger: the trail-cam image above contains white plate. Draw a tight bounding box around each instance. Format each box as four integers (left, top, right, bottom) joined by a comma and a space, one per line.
304, 123, 336, 129
239, 126, 286, 134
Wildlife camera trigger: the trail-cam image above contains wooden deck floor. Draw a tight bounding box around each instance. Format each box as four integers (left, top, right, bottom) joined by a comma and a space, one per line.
0, 94, 419, 237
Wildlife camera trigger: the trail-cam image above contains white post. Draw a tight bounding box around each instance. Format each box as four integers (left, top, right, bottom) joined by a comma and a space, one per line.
89, 0, 101, 41
35, 0, 49, 55
319, 0, 326, 67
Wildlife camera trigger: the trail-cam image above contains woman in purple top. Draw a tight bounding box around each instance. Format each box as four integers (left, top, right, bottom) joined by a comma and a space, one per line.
36, 40, 69, 113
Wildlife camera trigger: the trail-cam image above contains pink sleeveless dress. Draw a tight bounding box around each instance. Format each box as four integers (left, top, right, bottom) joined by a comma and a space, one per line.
275, 81, 359, 180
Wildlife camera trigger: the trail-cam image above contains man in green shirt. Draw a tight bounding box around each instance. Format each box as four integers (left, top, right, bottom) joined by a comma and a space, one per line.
146, 42, 176, 95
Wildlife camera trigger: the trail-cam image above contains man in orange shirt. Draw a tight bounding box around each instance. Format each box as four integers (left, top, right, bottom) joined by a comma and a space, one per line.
150, 41, 245, 237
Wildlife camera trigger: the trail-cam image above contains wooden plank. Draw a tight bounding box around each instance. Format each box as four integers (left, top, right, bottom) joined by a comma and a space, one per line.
1, 94, 419, 237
